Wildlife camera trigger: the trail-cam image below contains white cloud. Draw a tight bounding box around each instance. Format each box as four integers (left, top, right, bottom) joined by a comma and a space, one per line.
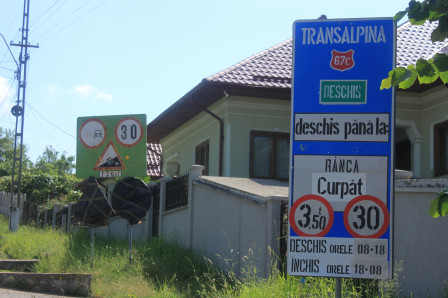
44, 83, 61, 96
96, 91, 113, 102
72, 84, 113, 103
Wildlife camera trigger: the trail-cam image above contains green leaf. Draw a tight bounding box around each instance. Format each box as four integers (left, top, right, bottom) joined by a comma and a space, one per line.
380, 69, 395, 89
380, 77, 392, 90
399, 65, 418, 89
429, 190, 448, 217
429, 196, 440, 217
391, 67, 413, 85
394, 10, 408, 22
416, 59, 438, 83
433, 53, 448, 83
408, 0, 430, 24
431, 15, 448, 42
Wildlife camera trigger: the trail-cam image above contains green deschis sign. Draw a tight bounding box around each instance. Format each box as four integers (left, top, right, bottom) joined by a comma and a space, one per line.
76, 114, 147, 178
320, 80, 367, 104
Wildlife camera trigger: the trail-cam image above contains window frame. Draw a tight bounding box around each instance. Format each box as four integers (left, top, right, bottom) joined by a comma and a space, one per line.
195, 140, 210, 175
249, 131, 290, 180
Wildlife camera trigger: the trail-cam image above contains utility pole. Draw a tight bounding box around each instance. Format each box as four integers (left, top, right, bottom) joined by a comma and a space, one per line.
9, 0, 38, 232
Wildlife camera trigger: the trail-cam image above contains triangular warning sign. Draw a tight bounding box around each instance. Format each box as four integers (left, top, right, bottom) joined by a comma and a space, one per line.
94, 141, 126, 170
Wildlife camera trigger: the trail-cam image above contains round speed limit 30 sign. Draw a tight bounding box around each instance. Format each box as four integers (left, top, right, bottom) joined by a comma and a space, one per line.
344, 195, 390, 238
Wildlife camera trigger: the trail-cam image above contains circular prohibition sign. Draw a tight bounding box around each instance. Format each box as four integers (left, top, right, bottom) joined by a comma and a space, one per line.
115, 117, 144, 147
289, 194, 334, 237
343, 195, 390, 238
79, 118, 107, 149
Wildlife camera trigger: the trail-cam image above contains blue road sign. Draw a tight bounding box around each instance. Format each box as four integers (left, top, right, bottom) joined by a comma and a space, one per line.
288, 18, 395, 279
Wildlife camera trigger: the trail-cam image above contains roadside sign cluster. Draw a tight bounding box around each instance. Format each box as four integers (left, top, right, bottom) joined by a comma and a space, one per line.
76, 114, 147, 178
288, 18, 395, 279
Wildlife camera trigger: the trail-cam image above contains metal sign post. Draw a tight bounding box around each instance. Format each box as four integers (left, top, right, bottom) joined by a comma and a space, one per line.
91, 228, 95, 267
129, 224, 133, 264
288, 18, 395, 288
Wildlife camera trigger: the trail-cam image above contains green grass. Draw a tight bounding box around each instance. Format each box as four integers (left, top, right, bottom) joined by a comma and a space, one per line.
0, 216, 400, 297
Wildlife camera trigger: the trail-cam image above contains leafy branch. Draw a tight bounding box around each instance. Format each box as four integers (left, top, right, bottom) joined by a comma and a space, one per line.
381, 0, 448, 90
428, 190, 448, 217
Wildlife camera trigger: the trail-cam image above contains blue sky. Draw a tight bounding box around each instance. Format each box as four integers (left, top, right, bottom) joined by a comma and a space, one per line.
0, 0, 410, 163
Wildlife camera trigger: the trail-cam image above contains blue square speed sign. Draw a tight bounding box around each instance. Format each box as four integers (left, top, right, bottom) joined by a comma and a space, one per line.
288, 18, 395, 279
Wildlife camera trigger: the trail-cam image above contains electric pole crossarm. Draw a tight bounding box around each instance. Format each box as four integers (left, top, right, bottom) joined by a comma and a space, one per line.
10, 43, 39, 48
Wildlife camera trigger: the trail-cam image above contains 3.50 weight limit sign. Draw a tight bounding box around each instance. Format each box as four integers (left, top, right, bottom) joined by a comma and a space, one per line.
289, 194, 334, 237
288, 18, 395, 279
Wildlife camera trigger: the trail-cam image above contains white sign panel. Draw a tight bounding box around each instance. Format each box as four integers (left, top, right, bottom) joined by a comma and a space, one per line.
294, 113, 390, 142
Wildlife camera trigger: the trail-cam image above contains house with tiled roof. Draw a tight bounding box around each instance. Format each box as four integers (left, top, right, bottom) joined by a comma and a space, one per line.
147, 21, 448, 179
146, 143, 162, 179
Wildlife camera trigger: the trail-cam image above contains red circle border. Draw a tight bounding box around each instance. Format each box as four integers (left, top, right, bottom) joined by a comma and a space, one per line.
79, 118, 107, 149
114, 117, 144, 148
343, 195, 390, 238
288, 194, 334, 237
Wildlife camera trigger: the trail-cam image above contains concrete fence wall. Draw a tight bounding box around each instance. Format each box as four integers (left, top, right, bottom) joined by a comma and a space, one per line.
155, 171, 448, 296
155, 165, 288, 278
189, 178, 285, 278
394, 179, 448, 297
0, 191, 24, 218
5, 169, 447, 296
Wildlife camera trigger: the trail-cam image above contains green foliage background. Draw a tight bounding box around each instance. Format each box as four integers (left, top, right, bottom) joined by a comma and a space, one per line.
0, 127, 81, 205
0, 173, 81, 205
381, 0, 448, 90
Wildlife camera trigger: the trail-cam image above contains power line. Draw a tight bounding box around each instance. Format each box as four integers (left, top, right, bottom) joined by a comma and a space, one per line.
0, 66, 16, 72
31, 0, 68, 32
0, 34, 19, 68
25, 102, 76, 139
26, 105, 68, 154
37, 0, 107, 43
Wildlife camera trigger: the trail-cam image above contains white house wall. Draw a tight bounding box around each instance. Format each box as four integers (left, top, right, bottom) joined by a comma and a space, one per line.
160, 88, 448, 179
160, 96, 290, 178
225, 97, 290, 178
396, 86, 448, 178
160, 102, 223, 176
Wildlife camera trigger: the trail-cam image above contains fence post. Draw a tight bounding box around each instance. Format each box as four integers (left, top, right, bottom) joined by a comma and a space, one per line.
36, 206, 41, 228
158, 177, 171, 236
43, 208, 48, 228
67, 202, 75, 233
145, 196, 153, 241
61, 205, 68, 232
187, 165, 204, 248
53, 204, 61, 230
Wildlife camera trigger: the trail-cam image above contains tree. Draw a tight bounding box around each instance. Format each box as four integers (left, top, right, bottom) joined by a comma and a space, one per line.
0, 127, 31, 176
382, 0, 448, 217
381, 0, 448, 90
34, 145, 75, 176
0, 128, 79, 204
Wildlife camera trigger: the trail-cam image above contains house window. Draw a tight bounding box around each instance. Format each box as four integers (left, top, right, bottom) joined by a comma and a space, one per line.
395, 139, 411, 171
434, 120, 448, 176
250, 131, 290, 180
195, 141, 209, 175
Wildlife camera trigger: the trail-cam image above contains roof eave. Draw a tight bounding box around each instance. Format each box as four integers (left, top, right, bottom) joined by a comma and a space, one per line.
146, 80, 291, 143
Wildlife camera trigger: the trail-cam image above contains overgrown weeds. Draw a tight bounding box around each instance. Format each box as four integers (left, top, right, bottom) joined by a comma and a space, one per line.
0, 216, 400, 297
